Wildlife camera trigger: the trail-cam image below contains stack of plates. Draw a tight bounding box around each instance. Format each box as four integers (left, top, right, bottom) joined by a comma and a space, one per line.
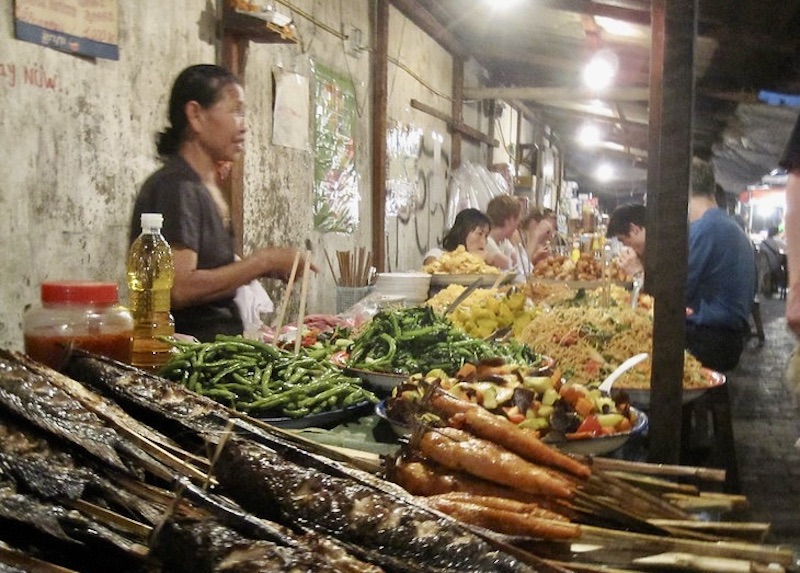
373, 272, 432, 306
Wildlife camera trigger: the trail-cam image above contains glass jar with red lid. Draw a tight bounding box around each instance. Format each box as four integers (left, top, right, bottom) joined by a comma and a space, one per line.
23, 281, 133, 370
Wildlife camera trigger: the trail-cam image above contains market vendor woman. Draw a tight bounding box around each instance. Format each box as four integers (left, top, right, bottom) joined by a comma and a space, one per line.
130, 64, 315, 342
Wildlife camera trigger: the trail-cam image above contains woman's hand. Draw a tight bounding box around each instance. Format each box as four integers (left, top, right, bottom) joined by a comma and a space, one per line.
251, 246, 318, 282
531, 243, 550, 264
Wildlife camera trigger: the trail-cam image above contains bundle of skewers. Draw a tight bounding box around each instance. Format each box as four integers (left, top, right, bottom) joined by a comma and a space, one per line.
326, 247, 373, 287
381, 379, 796, 573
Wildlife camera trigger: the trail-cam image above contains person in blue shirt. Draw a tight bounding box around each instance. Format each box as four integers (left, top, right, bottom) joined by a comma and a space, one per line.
606, 159, 755, 372
684, 158, 756, 371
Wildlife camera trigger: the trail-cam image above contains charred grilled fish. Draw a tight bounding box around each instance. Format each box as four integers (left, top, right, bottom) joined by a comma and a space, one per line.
67, 354, 539, 572
0, 350, 127, 471
151, 517, 386, 573
216, 437, 536, 573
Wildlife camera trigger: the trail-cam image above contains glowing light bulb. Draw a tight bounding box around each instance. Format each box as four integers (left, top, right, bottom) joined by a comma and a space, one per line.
578, 124, 601, 146
583, 49, 619, 91
595, 163, 614, 182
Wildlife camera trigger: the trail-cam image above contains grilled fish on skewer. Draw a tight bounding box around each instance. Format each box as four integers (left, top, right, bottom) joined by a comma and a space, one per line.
387, 457, 579, 521
151, 517, 386, 573
421, 495, 581, 540
417, 427, 575, 499
0, 350, 127, 471
215, 437, 537, 573
428, 388, 591, 479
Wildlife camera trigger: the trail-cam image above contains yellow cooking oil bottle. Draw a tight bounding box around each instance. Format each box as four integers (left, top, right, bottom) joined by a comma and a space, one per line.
127, 212, 175, 372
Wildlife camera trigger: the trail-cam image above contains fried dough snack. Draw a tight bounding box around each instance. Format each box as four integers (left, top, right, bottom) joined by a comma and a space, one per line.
533, 253, 631, 282
418, 427, 574, 499
423, 495, 581, 540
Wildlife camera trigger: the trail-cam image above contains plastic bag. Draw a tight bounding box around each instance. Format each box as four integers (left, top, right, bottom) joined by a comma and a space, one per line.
445, 162, 510, 228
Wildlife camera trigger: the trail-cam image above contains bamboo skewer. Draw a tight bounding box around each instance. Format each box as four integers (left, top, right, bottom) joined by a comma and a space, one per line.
294, 251, 313, 353
0, 545, 81, 573
111, 419, 212, 484
578, 524, 795, 568
323, 248, 338, 285
65, 498, 153, 539
273, 250, 302, 336
646, 520, 771, 543
588, 456, 727, 482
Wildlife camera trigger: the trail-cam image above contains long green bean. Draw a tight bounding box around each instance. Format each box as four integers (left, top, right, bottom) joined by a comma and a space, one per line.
158, 335, 377, 418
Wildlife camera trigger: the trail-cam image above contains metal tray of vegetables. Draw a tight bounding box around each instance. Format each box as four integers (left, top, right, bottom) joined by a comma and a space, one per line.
344, 306, 547, 394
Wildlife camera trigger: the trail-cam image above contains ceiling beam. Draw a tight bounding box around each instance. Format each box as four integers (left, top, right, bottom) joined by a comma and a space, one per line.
539, 104, 648, 129
389, 0, 464, 57
534, 0, 651, 26
475, 46, 651, 86
464, 85, 650, 102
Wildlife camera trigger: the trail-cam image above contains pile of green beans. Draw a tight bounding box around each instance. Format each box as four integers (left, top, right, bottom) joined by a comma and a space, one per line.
159, 335, 377, 418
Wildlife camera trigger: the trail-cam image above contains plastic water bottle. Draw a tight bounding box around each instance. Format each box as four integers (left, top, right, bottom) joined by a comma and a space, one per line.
127, 213, 175, 371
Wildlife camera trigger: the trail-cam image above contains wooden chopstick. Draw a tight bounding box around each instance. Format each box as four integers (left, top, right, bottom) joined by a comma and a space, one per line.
323, 248, 338, 286
273, 250, 302, 336
294, 251, 313, 353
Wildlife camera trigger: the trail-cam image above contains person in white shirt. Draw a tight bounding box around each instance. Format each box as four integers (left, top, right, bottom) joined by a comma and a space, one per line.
515, 208, 557, 276
485, 194, 522, 271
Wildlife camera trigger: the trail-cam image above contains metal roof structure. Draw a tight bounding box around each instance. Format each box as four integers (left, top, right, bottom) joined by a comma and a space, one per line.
392, 0, 800, 202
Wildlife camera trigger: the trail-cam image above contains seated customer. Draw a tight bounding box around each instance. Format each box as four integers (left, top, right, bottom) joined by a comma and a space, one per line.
686, 159, 755, 372
605, 203, 646, 277
485, 194, 522, 270
516, 208, 557, 276
606, 162, 755, 373
424, 208, 491, 265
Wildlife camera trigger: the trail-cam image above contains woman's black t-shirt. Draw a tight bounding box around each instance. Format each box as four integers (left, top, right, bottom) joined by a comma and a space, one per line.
130, 156, 242, 341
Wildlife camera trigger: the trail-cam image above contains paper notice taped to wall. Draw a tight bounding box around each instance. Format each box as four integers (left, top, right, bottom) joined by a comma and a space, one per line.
272, 70, 309, 151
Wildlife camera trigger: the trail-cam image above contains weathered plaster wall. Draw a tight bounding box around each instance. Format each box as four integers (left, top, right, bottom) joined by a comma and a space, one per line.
236, 0, 374, 315
0, 1, 217, 350
383, 6, 450, 273
0, 1, 473, 351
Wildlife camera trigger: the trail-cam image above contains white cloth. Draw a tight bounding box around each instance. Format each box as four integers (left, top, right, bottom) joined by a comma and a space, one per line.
423, 247, 443, 263
234, 279, 274, 335
486, 236, 517, 271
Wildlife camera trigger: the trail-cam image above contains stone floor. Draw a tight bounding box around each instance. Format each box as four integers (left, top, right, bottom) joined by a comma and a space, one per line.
726, 295, 800, 550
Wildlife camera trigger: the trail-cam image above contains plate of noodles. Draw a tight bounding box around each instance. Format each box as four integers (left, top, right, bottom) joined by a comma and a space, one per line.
613, 368, 726, 409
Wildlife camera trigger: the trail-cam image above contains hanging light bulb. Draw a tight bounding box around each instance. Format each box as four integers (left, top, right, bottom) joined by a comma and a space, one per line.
595, 163, 614, 182
583, 49, 619, 91
578, 124, 602, 147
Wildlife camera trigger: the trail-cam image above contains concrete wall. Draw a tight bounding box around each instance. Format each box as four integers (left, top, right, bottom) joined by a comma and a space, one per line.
0, 2, 216, 350
0, 1, 490, 351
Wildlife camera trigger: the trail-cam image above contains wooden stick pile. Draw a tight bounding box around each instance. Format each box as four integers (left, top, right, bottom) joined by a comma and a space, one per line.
325, 247, 372, 287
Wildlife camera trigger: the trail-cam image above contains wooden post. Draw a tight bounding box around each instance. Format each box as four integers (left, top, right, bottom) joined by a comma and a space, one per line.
371, 1, 389, 272
487, 100, 496, 168
646, 0, 696, 464
221, 34, 249, 256
451, 55, 464, 170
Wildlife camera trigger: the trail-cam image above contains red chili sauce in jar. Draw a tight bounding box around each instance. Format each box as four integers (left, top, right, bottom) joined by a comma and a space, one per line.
23, 281, 133, 370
